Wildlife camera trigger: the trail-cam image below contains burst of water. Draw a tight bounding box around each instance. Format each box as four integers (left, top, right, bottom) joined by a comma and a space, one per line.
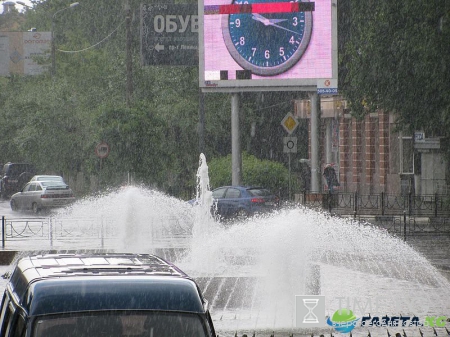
19, 153, 450, 335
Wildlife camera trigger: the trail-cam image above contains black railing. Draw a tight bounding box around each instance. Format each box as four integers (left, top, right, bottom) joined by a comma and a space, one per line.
0, 215, 192, 249
298, 192, 450, 217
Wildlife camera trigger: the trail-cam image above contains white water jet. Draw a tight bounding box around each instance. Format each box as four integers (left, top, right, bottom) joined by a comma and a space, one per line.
192, 153, 219, 238
43, 154, 450, 335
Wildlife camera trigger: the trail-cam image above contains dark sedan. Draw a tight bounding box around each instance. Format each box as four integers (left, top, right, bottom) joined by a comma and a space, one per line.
210, 186, 279, 219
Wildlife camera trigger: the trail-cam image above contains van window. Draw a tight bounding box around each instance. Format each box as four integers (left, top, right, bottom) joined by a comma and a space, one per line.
32, 312, 212, 337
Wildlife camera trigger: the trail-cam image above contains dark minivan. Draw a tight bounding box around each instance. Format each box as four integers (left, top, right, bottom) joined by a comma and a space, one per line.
1, 162, 36, 199
0, 253, 216, 337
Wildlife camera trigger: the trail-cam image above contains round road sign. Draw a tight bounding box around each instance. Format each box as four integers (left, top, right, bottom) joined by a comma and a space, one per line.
283, 136, 297, 153
95, 142, 110, 159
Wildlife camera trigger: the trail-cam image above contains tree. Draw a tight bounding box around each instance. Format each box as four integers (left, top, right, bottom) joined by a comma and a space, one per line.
339, 0, 450, 143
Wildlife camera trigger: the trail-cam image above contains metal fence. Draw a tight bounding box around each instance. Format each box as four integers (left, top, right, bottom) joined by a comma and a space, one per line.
298, 192, 450, 217
296, 192, 450, 237
345, 214, 450, 239
0, 215, 193, 250
0, 216, 111, 249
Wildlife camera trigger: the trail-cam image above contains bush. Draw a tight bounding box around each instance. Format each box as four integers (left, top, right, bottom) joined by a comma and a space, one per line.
207, 153, 300, 199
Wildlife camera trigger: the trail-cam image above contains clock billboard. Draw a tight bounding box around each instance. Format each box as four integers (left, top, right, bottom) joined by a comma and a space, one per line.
198, 0, 338, 92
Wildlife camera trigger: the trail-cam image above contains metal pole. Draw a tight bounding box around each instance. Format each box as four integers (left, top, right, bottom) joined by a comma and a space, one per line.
2, 216, 5, 249
325, 118, 332, 164
49, 217, 53, 247
309, 92, 320, 192
403, 211, 407, 241
231, 93, 241, 186
288, 152, 291, 200
125, 0, 133, 106
99, 158, 103, 191
199, 89, 205, 154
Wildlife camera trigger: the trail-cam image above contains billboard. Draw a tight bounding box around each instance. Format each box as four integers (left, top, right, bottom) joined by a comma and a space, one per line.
140, 4, 198, 66
0, 32, 51, 76
199, 0, 337, 92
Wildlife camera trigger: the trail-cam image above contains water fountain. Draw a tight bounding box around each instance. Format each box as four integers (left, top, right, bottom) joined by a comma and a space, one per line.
7, 154, 450, 336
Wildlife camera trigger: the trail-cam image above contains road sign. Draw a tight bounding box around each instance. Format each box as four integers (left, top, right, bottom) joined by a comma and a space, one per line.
283, 137, 297, 153
95, 142, 110, 159
140, 4, 198, 66
281, 112, 299, 134
414, 131, 425, 142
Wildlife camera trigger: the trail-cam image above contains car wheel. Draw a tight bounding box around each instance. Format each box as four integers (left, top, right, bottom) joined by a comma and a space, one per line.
235, 208, 249, 220
10, 200, 17, 211
32, 203, 40, 214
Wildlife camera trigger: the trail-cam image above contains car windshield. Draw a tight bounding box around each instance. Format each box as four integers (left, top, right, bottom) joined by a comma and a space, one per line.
32, 311, 211, 337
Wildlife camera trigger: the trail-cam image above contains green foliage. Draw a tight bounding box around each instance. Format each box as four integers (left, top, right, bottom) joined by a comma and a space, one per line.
7, 0, 448, 198
207, 153, 300, 197
339, 0, 450, 139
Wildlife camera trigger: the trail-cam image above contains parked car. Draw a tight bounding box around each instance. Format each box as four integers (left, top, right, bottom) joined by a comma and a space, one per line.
192, 186, 279, 220
0, 253, 217, 337
10, 180, 75, 214
29, 175, 66, 183
0, 162, 36, 199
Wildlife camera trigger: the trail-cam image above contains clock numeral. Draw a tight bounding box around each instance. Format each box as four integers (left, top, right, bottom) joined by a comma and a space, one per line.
289, 36, 295, 44
251, 48, 256, 56
279, 47, 285, 56
265, 50, 270, 59
235, 18, 241, 28
240, 36, 245, 45
292, 17, 298, 26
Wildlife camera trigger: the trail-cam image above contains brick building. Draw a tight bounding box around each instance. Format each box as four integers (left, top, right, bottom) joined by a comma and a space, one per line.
295, 97, 448, 195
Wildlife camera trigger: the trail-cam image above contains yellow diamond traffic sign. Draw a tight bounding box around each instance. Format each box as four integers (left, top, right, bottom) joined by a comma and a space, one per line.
281, 112, 299, 134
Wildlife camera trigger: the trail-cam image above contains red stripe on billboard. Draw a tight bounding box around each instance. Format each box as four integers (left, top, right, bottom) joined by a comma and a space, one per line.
208, 2, 314, 15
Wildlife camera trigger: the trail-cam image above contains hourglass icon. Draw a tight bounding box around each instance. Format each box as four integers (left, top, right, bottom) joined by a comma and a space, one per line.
302, 298, 319, 323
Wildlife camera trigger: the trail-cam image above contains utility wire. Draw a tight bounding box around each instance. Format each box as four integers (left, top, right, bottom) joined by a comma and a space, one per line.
57, 19, 125, 53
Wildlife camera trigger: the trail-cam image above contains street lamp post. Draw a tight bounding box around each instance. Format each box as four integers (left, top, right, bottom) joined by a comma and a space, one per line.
51, 2, 79, 77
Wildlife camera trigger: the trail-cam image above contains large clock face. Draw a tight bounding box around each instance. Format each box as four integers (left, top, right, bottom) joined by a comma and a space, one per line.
221, 0, 313, 76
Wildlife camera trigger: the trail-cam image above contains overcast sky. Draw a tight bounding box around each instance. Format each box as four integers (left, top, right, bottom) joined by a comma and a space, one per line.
1, 0, 34, 14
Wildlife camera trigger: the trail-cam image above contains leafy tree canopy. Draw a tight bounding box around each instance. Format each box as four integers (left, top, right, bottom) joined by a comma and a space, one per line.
339, 0, 450, 140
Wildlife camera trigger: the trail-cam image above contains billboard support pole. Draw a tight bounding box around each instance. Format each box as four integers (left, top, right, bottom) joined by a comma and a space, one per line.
310, 91, 320, 193
199, 89, 205, 154
231, 93, 242, 186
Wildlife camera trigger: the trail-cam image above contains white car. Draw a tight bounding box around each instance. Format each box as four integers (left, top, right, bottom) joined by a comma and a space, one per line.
29, 175, 66, 183
10, 181, 75, 213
